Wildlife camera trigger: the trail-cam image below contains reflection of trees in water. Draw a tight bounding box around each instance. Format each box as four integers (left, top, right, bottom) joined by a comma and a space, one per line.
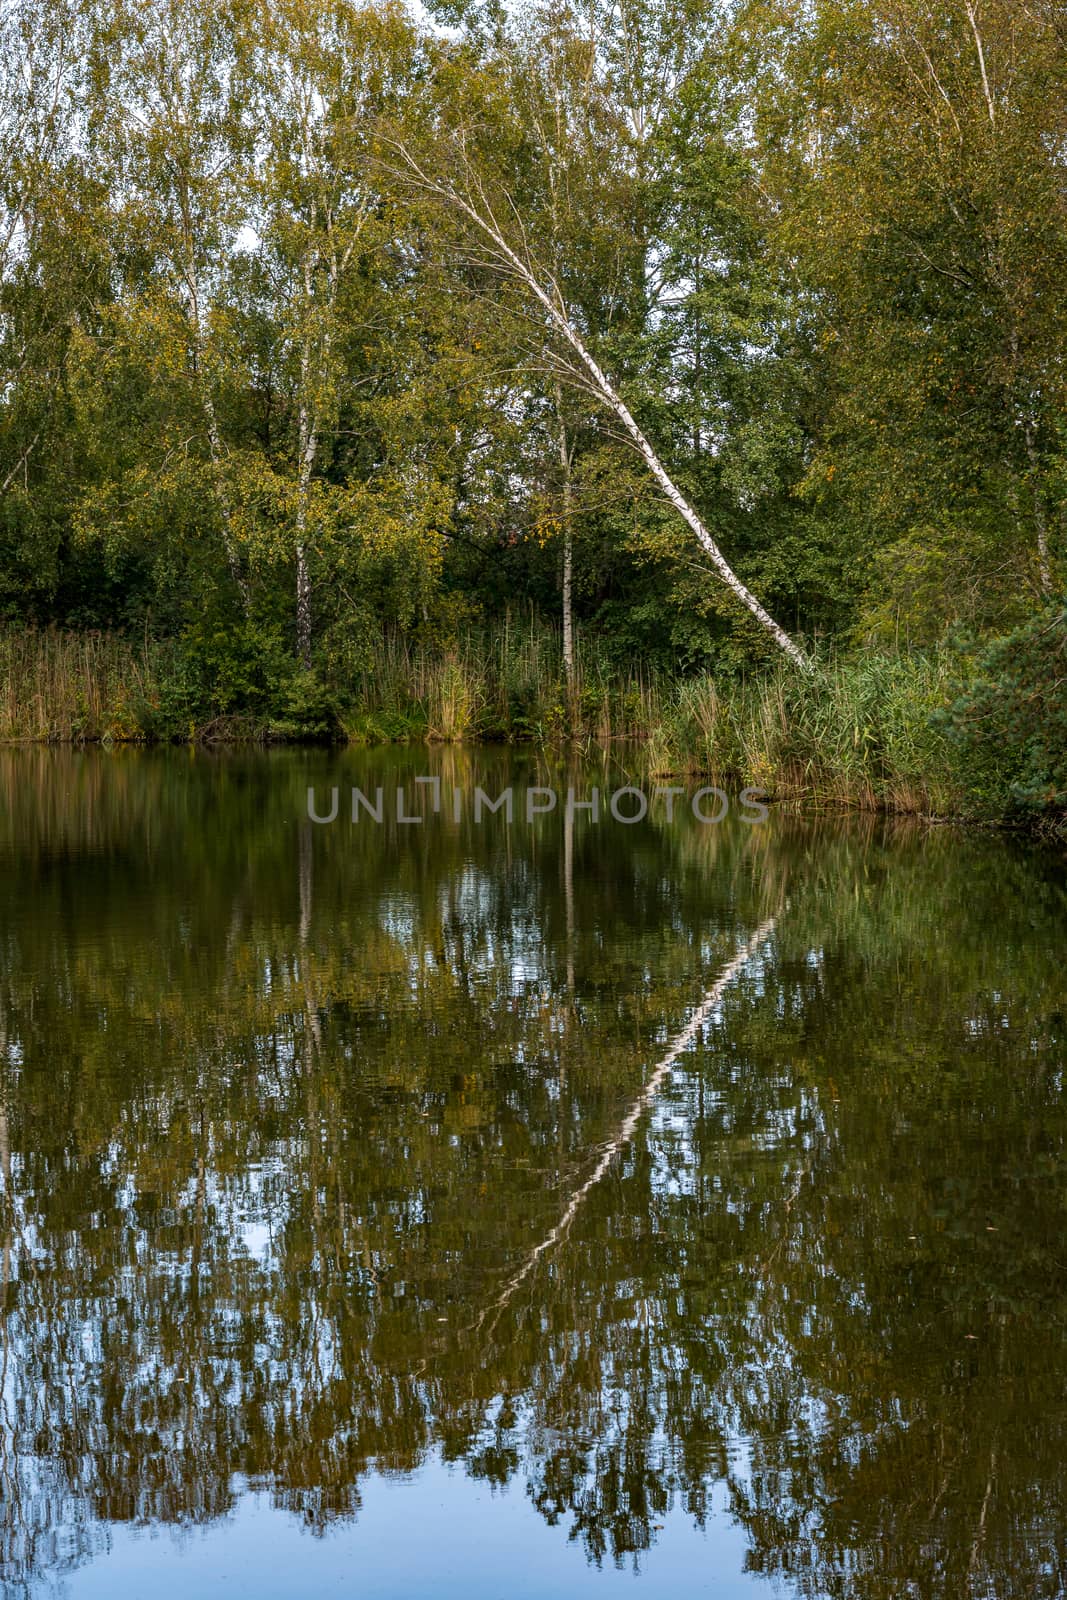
1, 751, 1066, 1595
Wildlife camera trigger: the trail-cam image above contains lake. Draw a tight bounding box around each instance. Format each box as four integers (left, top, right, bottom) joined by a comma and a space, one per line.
0, 746, 1065, 1599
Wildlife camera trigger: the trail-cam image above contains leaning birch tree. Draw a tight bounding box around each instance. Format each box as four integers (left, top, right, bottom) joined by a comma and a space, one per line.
390, 135, 812, 670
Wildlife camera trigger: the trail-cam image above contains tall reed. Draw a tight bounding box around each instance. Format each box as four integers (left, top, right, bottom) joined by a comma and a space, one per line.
652, 651, 962, 814
0, 627, 161, 742
1, 622, 966, 817
346, 614, 660, 744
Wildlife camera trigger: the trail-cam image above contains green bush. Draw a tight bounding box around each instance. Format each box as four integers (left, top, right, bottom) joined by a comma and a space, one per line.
267, 670, 344, 742
141, 618, 343, 742
938, 603, 1067, 820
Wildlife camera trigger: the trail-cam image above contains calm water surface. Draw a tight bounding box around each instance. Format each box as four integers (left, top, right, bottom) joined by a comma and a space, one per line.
0, 747, 1065, 1599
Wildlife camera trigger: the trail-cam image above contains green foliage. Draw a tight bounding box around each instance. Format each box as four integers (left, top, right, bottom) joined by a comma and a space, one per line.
939, 603, 1067, 820
1, 0, 1065, 823
268, 669, 345, 742
144, 618, 345, 741
743, 0, 1067, 634
148, 617, 288, 732
650, 650, 962, 814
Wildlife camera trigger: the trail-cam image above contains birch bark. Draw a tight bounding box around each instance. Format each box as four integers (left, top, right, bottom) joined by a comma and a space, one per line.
395, 151, 812, 671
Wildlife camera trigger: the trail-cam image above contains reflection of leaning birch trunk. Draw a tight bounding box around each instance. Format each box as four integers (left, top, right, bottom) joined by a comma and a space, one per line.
473, 915, 779, 1338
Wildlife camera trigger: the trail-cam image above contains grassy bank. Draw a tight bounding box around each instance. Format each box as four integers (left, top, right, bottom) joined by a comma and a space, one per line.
0, 627, 164, 744
647, 652, 962, 816
0, 620, 660, 745
3, 614, 1064, 828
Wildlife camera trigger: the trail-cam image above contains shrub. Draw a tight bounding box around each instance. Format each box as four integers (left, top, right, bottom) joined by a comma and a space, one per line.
267, 670, 344, 743
938, 603, 1067, 820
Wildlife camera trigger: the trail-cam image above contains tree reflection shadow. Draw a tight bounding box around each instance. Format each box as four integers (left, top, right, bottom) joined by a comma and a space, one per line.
0, 749, 1065, 1597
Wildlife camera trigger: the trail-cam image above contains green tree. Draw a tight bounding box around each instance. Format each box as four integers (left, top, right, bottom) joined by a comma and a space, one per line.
743, 0, 1067, 639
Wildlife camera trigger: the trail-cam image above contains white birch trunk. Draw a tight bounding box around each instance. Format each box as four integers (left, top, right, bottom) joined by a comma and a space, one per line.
295, 397, 315, 672
295, 391, 315, 669
542, 300, 810, 670
295, 262, 321, 671
399, 154, 812, 671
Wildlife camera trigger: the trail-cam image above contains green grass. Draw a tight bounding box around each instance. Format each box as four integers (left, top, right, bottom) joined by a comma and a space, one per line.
648, 651, 963, 815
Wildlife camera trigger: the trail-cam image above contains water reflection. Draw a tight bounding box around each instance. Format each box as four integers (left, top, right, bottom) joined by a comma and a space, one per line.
0, 747, 1065, 1597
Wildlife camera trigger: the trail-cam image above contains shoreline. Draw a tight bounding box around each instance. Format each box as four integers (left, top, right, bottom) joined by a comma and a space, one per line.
2, 728, 1062, 837
3, 619, 1064, 837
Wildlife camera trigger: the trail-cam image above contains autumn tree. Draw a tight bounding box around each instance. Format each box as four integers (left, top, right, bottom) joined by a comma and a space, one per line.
398, 0, 814, 669
743, 0, 1067, 638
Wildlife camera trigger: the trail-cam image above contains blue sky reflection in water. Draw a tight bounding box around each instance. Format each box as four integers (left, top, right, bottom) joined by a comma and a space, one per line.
0, 746, 1065, 1600
54, 1461, 771, 1600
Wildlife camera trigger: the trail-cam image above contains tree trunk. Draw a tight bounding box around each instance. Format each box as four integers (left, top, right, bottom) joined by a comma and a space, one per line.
404, 157, 812, 672
296, 538, 313, 670
295, 346, 319, 670
557, 395, 575, 685
548, 306, 810, 670
181, 230, 249, 613
202, 384, 250, 613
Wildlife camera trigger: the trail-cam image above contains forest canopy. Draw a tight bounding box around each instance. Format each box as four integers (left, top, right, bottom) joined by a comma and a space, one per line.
0, 0, 1064, 740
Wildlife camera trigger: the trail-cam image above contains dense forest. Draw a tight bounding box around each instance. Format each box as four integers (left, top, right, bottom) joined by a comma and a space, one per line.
0, 0, 1064, 815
